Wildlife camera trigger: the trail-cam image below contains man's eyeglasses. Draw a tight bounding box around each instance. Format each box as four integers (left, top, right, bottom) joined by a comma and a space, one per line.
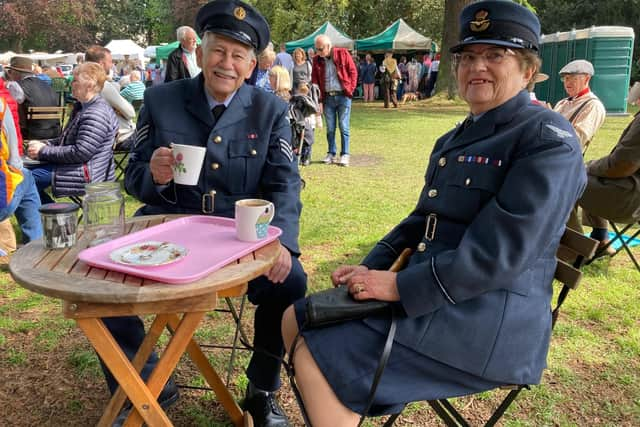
560, 74, 587, 82
453, 48, 516, 68
315, 45, 328, 52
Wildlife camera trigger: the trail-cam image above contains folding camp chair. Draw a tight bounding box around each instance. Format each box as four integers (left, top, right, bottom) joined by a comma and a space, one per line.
112, 140, 130, 181
26, 106, 65, 135
587, 220, 640, 272
172, 285, 253, 391
379, 227, 598, 427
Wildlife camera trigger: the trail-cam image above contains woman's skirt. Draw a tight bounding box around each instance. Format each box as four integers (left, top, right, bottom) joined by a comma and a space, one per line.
293, 299, 503, 416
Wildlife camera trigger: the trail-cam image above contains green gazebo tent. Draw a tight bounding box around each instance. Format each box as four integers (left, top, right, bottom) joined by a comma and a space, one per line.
356, 19, 433, 53
285, 22, 354, 53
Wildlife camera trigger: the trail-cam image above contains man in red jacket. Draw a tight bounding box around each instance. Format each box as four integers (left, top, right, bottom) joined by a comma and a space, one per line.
312, 34, 357, 166
0, 78, 24, 155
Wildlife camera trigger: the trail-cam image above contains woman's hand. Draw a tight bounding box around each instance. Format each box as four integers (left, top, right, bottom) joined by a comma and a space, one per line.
27, 140, 45, 159
346, 269, 401, 302
330, 264, 369, 287
150, 147, 175, 185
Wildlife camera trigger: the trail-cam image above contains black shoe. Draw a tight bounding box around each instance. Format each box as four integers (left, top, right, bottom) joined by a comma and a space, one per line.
111, 379, 180, 427
243, 389, 290, 427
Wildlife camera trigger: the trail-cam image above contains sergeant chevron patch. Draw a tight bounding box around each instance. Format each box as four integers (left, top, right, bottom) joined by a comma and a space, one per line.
279, 138, 293, 162
133, 124, 150, 147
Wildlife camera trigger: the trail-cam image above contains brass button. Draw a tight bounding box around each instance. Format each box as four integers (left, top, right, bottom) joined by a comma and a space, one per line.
438, 157, 447, 167
417, 242, 427, 252
250, 149, 257, 156
211, 162, 220, 170
428, 189, 438, 198
213, 136, 222, 144
465, 177, 472, 186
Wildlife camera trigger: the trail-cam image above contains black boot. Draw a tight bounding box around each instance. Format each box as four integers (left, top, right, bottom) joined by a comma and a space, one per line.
243, 383, 290, 427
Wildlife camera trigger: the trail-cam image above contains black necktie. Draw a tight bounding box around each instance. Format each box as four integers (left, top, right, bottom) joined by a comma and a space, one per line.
212, 104, 226, 122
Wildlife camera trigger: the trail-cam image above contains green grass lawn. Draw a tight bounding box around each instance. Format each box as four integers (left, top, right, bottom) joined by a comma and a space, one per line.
0, 98, 638, 426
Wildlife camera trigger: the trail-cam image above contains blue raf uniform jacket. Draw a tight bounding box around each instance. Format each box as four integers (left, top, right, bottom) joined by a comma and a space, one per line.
362, 91, 586, 386
124, 75, 302, 255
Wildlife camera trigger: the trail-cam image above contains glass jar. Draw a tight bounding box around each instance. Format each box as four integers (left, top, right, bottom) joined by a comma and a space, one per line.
39, 202, 80, 249
83, 182, 125, 247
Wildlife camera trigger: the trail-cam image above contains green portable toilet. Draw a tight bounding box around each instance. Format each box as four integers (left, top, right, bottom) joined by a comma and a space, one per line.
536, 26, 634, 114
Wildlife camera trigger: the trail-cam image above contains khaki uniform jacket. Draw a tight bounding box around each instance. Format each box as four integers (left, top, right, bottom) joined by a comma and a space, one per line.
554, 91, 606, 153
579, 111, 640, 224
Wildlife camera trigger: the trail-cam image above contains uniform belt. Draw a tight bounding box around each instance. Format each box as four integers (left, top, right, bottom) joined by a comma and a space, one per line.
326, 90, 343, 97
175, 190, 238, 216
424, 214, 466, 243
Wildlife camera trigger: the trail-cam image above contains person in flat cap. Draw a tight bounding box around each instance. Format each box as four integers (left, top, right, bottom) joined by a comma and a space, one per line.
281, 2, 585, 425
5, 56, 60, 140
116, 1, 306, 426
554, 59, 606, 153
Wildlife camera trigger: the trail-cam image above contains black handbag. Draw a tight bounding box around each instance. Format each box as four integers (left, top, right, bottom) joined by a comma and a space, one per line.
305, 285, 390, 328
289, 249, 412, 426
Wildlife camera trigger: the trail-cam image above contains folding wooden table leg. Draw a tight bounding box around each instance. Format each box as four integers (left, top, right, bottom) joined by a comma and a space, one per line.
124, 311, 206, 426
76, 317, 172, 427
167, 313, 245, 427
99, 314, 171, 426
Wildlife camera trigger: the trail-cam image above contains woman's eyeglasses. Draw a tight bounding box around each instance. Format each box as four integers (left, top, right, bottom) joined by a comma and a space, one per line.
453, 48, 516, 68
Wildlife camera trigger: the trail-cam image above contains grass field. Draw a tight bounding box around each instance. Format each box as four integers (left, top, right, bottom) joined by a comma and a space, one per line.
0, 97, 638, 426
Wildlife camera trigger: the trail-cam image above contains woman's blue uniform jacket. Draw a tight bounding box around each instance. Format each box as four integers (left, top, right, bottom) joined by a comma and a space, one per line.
124, 75, 302, 255
362, 91, 587, 386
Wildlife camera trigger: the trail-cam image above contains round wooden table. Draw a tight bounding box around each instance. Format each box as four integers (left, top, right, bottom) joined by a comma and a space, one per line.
10, 214, 280, 427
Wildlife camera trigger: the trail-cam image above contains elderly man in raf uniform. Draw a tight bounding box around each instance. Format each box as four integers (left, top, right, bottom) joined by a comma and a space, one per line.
118, 1, 306, 426
554, 59, 606, 154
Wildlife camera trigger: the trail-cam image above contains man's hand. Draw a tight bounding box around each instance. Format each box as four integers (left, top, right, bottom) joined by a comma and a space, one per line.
150, 147, 175, 185
346, 269, 400, 302
266, 242, 292, 284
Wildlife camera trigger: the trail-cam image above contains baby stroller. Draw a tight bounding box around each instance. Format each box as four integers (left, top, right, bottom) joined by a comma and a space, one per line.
288, 92, 318, 166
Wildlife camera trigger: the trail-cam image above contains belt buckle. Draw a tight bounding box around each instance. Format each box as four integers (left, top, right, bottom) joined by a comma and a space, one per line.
425, 214, 437, 241
201, 190, 216, 213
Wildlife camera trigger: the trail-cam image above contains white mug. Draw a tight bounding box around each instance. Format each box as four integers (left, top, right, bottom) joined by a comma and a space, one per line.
235, 199, 275, 241
171, 143, 206, 185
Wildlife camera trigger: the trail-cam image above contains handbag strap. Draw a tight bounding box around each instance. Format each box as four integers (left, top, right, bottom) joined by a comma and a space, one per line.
285, 305, 398, 427
358, 306, 398, 425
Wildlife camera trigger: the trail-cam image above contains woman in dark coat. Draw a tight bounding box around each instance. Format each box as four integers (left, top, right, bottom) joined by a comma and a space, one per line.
281, 1, 587, 425
27, 62, 118, 204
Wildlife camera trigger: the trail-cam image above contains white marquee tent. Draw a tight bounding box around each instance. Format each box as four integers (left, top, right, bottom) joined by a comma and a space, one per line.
105, 40, 146, 61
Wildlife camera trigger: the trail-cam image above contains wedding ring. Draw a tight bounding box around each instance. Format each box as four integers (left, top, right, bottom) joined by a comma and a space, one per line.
354, 284, 365, 294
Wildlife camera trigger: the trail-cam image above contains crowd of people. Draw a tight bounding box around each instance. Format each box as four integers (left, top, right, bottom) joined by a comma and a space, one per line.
1, 0, 639, 426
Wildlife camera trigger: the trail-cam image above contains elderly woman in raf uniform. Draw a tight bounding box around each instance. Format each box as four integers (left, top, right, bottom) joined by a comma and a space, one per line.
282, 1, 587, 425
120, 1, 306, 426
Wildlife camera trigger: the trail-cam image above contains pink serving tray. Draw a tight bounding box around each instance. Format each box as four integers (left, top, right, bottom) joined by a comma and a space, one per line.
78, 216, 282, 284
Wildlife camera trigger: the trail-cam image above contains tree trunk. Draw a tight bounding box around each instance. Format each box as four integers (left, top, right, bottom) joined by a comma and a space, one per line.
436, 0, 474, 99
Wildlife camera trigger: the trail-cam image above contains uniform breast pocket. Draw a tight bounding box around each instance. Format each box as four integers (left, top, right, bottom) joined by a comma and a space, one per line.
226, 139, 263, 193
446, 164, 505, 217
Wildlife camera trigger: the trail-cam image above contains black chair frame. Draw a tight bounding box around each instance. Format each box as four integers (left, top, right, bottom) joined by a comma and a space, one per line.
587, 221, 640, 272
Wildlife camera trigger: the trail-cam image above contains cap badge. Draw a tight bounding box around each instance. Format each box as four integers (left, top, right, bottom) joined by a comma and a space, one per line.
470, 10, 490, 32
234, 6, 246, 20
